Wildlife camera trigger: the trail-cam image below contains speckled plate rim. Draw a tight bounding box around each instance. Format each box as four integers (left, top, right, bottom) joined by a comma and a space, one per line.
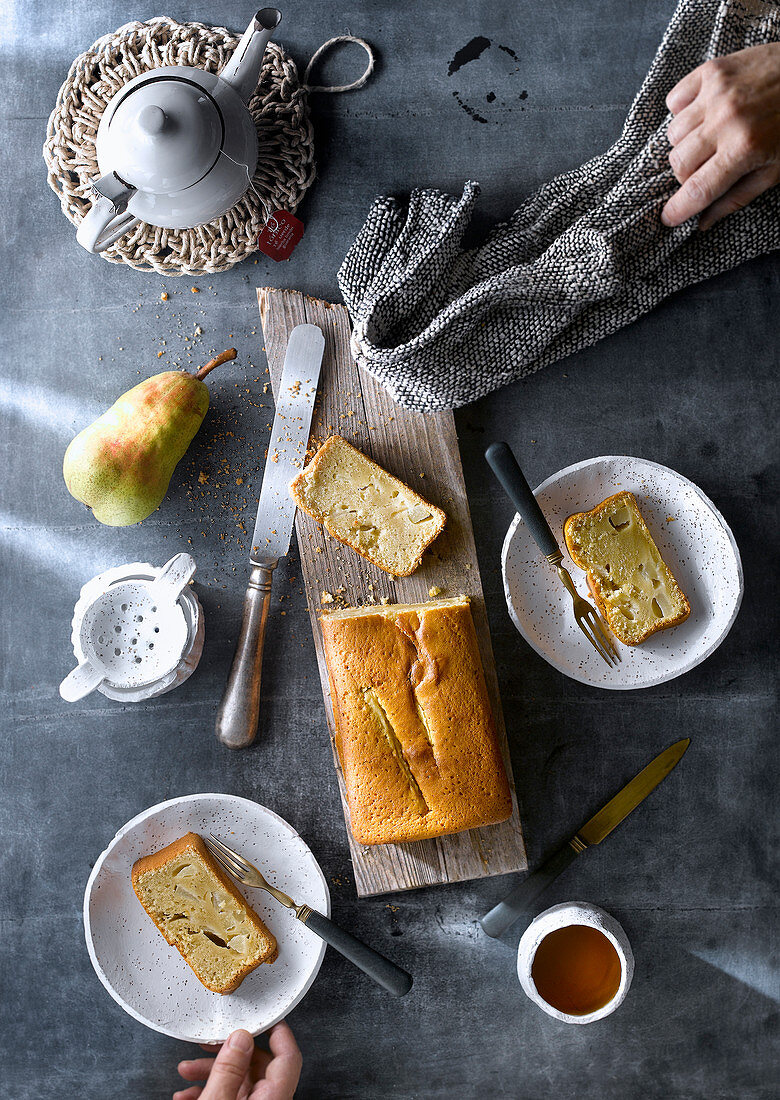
83, 793, 329, 1043
501, 455, 744, 690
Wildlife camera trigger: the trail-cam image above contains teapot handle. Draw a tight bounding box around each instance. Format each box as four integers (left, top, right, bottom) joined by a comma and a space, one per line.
76, 173, 140, 253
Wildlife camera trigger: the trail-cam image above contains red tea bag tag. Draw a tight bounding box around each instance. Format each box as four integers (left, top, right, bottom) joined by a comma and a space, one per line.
257, 210, 304, 261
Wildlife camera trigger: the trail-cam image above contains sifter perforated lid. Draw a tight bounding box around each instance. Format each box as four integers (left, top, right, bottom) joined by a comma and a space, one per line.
79, 581, 188, 689
60, 554, 197, 702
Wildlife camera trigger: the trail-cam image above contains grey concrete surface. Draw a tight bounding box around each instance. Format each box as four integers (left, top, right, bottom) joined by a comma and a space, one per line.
1, 1, 778, 1097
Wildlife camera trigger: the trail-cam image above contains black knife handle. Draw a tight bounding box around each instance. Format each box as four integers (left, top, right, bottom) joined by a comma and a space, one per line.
302, 909, 413, 997
480, 843, 580, 938
485, 442, 559, 559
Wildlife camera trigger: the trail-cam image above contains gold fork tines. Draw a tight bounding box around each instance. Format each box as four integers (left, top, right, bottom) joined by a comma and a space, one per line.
206, 835, 312, 921
545, 550, 621, 666
483, 443, 620, 668
206, 834, 414, 998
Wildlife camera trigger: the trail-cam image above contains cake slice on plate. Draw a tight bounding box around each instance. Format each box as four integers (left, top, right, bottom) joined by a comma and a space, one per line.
564, 491, 690, 646
132, 832, 277, 994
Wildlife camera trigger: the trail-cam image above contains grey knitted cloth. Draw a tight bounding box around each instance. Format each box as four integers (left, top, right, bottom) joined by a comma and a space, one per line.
338, 0, 780, 411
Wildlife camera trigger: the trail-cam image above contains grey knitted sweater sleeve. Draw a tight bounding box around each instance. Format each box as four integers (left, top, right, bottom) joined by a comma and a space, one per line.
338, 0, 780, 412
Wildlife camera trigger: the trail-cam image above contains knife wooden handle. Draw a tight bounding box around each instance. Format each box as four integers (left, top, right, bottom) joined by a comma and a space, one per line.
480, 842, 580, 938
301, 909, 413, 997
215, 563, 276, 749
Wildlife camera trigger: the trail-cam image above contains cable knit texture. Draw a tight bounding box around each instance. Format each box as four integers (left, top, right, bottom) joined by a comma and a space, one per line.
338, 0, 780, 410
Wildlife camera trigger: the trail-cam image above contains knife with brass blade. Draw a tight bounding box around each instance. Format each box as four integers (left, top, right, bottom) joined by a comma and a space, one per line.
480, 738, 690, 938
216, 324, 324, 750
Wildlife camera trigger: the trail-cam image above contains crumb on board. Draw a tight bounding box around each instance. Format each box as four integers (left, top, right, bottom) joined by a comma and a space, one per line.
321, 591, 334, 604
429, 585, 443, 597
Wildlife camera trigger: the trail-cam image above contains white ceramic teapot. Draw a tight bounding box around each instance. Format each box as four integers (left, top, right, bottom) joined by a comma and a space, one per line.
76, 9, 281, 253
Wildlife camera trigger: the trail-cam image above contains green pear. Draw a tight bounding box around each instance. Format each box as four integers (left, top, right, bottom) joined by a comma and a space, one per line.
63, 348, 236, 526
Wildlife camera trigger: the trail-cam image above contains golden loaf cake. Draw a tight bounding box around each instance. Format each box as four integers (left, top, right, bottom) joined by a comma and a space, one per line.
289, 435, 446, 576
564, 491, 690, 646
320, 596, 513, 845
131, 832, 277, 994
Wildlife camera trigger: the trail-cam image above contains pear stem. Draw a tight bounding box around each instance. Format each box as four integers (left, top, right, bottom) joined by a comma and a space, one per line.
196, 348, 237, 380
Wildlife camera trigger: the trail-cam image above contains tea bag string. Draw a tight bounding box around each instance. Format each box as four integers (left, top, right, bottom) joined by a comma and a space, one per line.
302, 36, 375, 94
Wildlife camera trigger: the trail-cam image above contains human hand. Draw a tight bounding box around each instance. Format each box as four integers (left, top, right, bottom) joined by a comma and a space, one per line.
174, 1021, 302, 1100
661, 43, 780, 230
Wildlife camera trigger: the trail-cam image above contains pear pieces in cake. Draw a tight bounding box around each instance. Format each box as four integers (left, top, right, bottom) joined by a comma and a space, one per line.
131, 832, 276, 994
564, 491, 690, 646
290, 436, 446, 577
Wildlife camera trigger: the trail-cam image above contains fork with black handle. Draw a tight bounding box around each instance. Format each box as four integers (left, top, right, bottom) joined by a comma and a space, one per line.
206, 835, 413, 997
485, 442, 620, 665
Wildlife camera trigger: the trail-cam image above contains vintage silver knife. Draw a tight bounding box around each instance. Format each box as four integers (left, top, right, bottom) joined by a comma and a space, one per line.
216, 324, 324, 749
480, 738, 690, 937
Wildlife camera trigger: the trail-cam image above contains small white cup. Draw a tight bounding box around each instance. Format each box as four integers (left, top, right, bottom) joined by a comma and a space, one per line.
517, 901, 634, 1024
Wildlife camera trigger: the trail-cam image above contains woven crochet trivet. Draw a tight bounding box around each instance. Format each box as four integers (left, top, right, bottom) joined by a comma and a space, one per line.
43, 17, 316, 276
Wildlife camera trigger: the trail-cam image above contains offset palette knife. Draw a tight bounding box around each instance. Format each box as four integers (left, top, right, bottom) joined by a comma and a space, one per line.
216, 324, 324, 749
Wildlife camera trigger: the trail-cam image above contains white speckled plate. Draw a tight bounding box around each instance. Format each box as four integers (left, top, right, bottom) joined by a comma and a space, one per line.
502, 456, 743, 689
84, 794, 329, 1043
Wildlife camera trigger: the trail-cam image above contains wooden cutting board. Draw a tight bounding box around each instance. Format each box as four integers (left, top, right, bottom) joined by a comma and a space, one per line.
258, 287, 527, 897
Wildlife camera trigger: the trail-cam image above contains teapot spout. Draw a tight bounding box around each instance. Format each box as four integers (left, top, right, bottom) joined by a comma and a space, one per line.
221, 9, 282, 103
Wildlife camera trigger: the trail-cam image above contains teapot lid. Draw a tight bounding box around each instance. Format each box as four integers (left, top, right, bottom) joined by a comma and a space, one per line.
103, 77, 223, 194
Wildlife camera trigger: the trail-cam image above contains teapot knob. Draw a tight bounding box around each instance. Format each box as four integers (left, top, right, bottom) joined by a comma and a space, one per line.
137, 104, 167, 135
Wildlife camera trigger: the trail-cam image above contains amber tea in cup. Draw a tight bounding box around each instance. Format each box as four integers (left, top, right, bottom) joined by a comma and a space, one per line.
531, 923, 622, 1016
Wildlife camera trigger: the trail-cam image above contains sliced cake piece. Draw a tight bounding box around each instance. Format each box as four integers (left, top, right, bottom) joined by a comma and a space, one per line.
320, 596, 512, 845
563, 491, 690, 646
131, 832, 277, 994
289, 435, 446, 577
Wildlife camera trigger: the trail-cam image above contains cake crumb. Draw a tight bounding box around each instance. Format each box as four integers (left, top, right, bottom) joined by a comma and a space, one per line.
666, 515, 677, 522
429, 585, 443, 597
160, 291, 168, 301
321, 591, 334, 604
191, 286, 200, 293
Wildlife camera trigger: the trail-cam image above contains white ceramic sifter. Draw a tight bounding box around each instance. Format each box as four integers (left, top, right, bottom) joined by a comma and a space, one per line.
60, 554, 202, 702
